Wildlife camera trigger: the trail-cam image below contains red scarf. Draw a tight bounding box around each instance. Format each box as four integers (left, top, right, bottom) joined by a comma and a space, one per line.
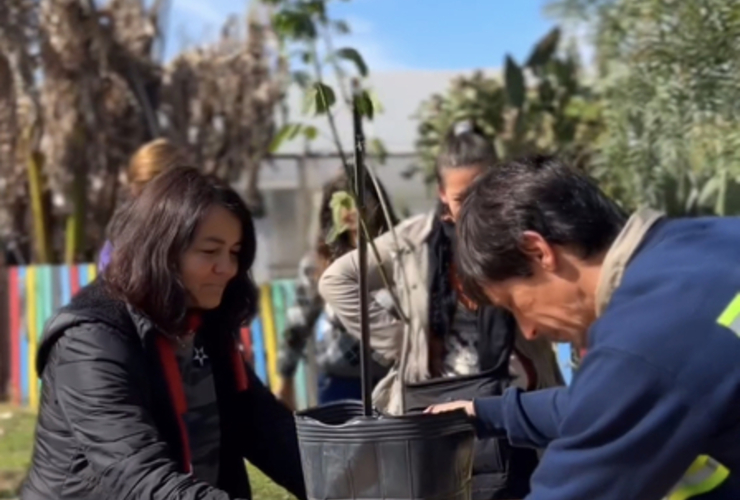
154, 311, 249, 474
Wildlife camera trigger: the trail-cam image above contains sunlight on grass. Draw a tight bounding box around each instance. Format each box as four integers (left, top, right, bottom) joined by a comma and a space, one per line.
247, 463, 295, 500
0, 405, 35, 499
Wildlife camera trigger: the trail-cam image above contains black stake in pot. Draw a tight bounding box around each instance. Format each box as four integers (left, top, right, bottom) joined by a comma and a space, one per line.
293, 81, 478, 500
351, 81, 373, 417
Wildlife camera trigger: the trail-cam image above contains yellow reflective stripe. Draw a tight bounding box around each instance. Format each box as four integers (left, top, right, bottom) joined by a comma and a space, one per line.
685, 456, 709, 475
717, 293, 740, 332
668, 456, 730, 500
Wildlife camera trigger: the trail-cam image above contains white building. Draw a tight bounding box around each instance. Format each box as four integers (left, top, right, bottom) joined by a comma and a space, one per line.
242, 69, 498, 281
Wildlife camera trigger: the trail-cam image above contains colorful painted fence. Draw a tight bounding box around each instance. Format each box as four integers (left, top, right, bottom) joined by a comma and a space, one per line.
6, 264, 98, 409
6, 264, 577, 409
5, 265, 317, 410
254, 280, 317, 409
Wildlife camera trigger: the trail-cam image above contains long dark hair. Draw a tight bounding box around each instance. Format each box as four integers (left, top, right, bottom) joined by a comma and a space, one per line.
316, 169, 399, 263
104, 166, 258, 333
429, 122, 497, 343
436, 121, 498, 185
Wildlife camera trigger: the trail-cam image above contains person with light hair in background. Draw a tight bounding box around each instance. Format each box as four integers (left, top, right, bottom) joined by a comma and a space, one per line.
98, 138, 187, 270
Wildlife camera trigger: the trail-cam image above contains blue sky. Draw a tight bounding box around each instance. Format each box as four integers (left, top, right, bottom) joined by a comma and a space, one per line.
164, 0, 577, 71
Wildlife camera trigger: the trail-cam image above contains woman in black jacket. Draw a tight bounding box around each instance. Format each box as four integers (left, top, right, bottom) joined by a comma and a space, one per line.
22, 167, 306, 500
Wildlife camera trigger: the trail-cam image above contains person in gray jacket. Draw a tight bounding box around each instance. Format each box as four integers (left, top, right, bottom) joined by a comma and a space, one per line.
318, 122, 564, 500
319, 122, 563, 414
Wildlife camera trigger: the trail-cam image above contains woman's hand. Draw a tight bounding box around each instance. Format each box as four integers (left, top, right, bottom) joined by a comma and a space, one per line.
424, 400, 476, 417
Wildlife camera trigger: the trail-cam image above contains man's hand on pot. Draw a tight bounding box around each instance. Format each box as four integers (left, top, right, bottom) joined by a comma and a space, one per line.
424, 400, 476, 417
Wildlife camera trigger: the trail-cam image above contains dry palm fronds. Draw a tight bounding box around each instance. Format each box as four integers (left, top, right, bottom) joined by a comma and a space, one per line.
1, 0, 281, 263
161, 9, 284, 213
0, 0, 39, 254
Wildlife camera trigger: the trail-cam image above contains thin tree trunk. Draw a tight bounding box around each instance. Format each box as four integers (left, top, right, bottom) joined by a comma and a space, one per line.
27, 148, 51, 263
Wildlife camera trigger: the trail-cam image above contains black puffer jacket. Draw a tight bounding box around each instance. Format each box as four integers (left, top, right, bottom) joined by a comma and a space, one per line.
21, 282, 306, 500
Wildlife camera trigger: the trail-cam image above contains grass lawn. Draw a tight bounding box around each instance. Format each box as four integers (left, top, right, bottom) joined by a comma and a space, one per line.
0, 404, 292, 500
0, 405, 35, 499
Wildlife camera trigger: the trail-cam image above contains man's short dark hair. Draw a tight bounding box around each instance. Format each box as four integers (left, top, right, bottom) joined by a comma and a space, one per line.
456, 155, 627, 304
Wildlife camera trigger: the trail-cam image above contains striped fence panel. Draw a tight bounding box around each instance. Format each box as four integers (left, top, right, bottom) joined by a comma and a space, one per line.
9, 265, 88, 409
269, 279, 312, 409
19, 267, 28, 407
259, 283, 279, 392
5, 265, 315, 409
6, 263, 579, 408
8, 267, 20, 406
250, 316, 268, 384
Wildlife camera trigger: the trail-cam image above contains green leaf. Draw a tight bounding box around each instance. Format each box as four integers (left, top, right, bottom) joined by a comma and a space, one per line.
330, 190, 355, 213
313, 82, 336, 114
303, 0, 326, 20
504, 56, 526, 108
272, 10, 316, 40
368, 89, 384, 114
355, 90, 375, 119
302, 125, 319, 140
553, 57, 578, 95
326, 190, 356, 243
525, 27, 561, 68
269, 123, 303, 153
697, 176, 721, 208
332, 20, 350, 34
538, 78, 555, 105
335, 47, 369, 77
291, 71, 312, 88
302, 83, 336, 115
369, 138, 388, 164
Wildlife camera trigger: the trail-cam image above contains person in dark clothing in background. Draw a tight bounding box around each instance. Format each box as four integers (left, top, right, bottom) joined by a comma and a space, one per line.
276, 170, 398, 408
22, 167, 306, 500
428, 155, 740, 500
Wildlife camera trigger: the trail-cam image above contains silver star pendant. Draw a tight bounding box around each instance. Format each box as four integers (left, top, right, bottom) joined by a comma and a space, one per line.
193, 346, 209, 367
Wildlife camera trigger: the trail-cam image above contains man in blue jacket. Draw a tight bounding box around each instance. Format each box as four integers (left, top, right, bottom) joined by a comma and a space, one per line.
428, 155, 740, 500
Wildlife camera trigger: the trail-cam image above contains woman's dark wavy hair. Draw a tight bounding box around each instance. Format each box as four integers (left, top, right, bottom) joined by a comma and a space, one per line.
316, 169, 399, 263
104, 166, 258, 333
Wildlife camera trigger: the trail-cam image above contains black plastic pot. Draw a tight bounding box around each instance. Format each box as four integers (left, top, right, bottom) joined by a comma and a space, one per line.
295, 401, 476, 500
404, 371, 539, 500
